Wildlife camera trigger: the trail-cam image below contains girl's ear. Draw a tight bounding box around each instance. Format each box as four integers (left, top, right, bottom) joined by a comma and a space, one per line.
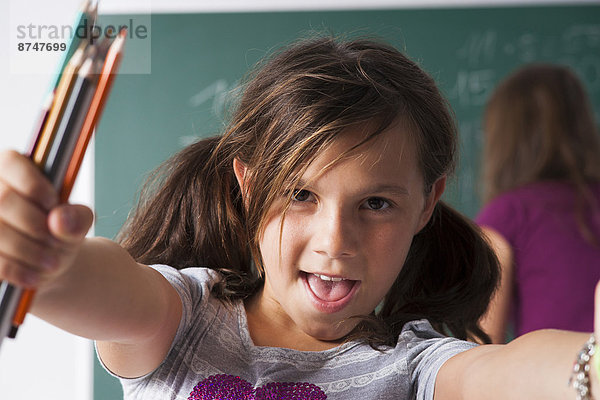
417, 175, 447, 232
233, 158, 248, 195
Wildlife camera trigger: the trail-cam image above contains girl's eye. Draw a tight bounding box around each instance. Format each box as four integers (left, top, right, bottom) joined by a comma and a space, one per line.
292, 189, 312, 202
364, 197, 390, 210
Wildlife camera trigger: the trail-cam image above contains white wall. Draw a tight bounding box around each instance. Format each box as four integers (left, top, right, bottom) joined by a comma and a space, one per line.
0, 1, 93, 399
1, 0, 596, 399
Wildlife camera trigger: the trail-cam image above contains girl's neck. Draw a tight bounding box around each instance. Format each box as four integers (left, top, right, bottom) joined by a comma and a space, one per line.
244, 292, 343, 352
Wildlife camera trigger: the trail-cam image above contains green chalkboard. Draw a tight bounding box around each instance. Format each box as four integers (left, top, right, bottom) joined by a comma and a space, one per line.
94, 5, 600, 399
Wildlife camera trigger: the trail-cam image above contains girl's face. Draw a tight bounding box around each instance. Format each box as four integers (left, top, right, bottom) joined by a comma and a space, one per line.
239, 123, 445, 348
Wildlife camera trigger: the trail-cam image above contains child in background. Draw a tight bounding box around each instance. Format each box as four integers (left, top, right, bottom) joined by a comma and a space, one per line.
0, 37, 598, 400
477, 64, 600, 344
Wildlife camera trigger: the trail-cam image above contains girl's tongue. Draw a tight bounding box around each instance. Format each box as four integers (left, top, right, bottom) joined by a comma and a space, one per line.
306, 274, 355, 302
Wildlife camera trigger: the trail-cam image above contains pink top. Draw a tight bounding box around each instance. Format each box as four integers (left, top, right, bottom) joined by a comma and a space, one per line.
476, 181, 600, 336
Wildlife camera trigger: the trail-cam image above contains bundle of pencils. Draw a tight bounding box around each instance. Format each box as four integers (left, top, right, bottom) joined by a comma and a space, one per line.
0, 0, 125, 349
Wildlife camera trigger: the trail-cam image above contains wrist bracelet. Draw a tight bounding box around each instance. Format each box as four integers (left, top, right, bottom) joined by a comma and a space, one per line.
569, 334, 596, 400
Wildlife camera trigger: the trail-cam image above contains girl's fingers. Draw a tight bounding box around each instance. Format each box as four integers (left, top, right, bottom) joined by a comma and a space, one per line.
0, 220, 59, 274
0, 151, 91, 288
0, 150, 58, 211
0, 254, 41, 288
0, 205, 93, 287
0, 180, 53, 242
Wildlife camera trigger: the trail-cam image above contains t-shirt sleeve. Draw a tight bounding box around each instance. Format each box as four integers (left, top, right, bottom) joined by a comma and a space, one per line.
476, 193, 522, 248
402, 320, 478, 400
150, 264, 221, 348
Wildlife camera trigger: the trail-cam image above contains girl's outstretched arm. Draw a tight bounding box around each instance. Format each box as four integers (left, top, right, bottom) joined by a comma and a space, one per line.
435, 283, 599, 399
0, 150, 182, 378
35, 238, 182, 378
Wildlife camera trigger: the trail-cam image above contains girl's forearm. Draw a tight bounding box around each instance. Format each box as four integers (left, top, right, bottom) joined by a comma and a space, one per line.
31, 236, 179, 344
438, 329, 596, 399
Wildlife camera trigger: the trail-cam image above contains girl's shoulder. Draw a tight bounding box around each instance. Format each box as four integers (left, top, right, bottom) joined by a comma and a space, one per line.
150, 264, 222, 291
399, 319, 450, 341
397, 319, 478, 351
148, 264, 225, 319
394, 320, 478, 399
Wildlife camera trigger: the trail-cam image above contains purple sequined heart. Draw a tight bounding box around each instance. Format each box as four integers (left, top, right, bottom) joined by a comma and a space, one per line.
188, 374, 327, 399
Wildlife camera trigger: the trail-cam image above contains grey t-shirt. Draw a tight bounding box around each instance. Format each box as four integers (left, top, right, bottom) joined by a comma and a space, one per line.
103, 265, 477, 400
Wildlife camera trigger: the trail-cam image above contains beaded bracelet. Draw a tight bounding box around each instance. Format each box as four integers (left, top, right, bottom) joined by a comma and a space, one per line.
569, 334, 596, 400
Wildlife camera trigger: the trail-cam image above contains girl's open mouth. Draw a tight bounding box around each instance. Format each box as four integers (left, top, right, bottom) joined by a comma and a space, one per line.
300, 271, 360, 313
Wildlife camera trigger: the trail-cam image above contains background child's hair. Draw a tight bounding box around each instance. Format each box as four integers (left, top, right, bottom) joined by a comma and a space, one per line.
118, 35, 499, 346
482, 64, 600, 243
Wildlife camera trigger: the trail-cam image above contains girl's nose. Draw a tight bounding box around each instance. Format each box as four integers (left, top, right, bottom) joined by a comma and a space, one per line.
312, 207, 358, 259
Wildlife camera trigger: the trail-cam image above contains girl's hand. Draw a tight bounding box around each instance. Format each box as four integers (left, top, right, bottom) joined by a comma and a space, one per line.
0, 150, 93, 288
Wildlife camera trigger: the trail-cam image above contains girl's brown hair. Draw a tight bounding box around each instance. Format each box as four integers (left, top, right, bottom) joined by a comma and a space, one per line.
482, 64, 600, 243
118, 36, 499, 346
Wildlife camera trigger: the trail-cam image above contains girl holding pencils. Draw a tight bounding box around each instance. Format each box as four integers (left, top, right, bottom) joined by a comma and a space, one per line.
0, 36, 598, 399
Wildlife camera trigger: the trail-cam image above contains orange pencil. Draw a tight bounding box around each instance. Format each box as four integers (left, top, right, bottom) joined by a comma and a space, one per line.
62, 30, 126, 201
26, 92, 55, 157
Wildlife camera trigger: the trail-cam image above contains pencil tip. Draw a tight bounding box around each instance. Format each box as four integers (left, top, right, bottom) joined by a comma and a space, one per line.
87, 0, 98, 19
